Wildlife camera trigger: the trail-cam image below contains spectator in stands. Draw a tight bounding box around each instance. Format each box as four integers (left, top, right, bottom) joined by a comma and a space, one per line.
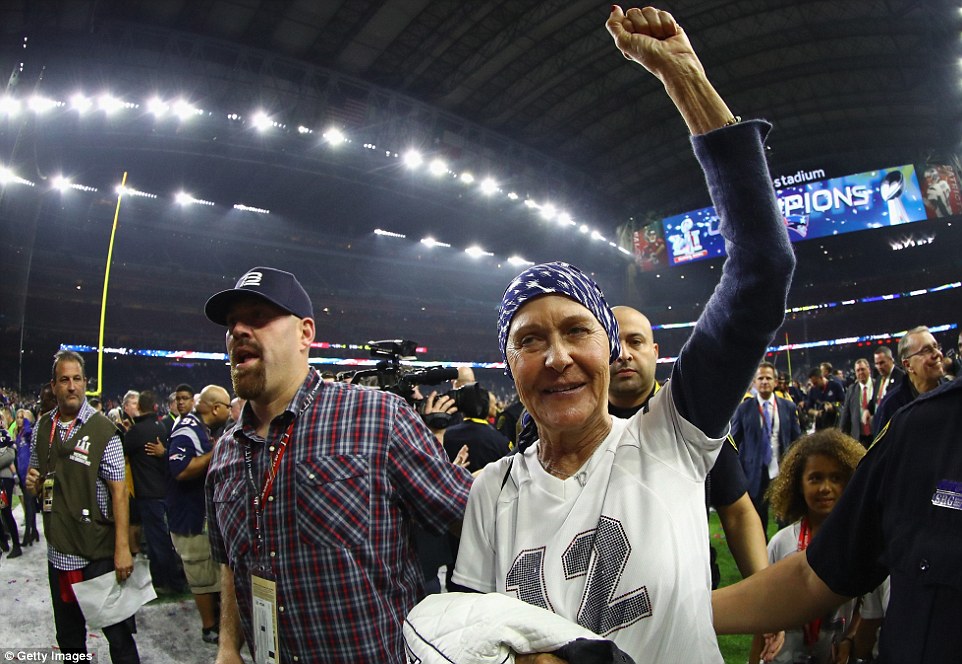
450, 7, 795, 660
805, 367, 845, 430
168, 384, 231, 645
26, 350, 139, 662
610, 306, 769, 585
730, 361, 801, 537
873, 346, 902, 404
872, 325, 946, 435
123, 390, 184, 594
203, 266, 472, 663
747, 429, 865, 664
713, 373, 962, 663
839, 358, 875, 447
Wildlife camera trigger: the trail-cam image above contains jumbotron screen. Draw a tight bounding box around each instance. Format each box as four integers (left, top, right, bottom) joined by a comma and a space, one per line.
661, 164, 929, 266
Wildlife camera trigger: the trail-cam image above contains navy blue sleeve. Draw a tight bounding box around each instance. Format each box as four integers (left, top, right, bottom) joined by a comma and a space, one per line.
709, 439, 748, 508
670, 121, 796, 438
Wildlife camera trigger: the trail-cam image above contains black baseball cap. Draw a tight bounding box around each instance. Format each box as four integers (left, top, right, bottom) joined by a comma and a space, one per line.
205, 266, 314, 326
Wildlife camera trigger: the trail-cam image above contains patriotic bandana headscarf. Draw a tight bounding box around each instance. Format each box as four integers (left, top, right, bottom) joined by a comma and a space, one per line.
497, 261, 621, 379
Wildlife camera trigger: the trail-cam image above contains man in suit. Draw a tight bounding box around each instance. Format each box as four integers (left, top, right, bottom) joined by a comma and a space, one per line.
873, 346, 903, 404
839, 358, 875, 447
731, 361, 802, 535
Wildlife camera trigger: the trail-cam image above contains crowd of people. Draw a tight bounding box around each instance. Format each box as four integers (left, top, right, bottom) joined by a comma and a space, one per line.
1, 5, 960, 664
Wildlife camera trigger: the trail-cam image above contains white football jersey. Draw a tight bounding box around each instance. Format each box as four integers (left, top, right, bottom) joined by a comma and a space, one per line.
453, 382, 725, 663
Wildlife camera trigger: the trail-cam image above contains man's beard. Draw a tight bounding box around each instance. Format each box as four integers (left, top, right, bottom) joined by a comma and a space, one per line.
232, 362, 266, 401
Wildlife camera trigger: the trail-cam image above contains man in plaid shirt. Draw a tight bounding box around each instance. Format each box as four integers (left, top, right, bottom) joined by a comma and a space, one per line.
204, 266, 472, 663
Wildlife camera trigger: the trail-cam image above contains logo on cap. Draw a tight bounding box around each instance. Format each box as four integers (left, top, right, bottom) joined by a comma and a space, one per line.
237, 271, 263, 288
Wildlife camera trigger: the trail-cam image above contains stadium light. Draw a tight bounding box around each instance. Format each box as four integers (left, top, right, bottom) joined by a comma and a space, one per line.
421, 237, 450, 248
0, 165, 35, 187
147, 97, 169, 117
98, 94, 125, 115
323, 127, 346, 146
251, 111, 274, 132
28, 95, 58, 114
52, 175, 72, 192
540, 203, 557, 221
233, 203, 270, 214
172, 99, 202, 120
429, 159, 448, 177
0, 96, 21, 116
460, 172, 475, 184
175, 191, 215, 206
465, 245, 493, 258
557, 212, 575, 226
374, 228, 406, 238
479, 178, 498, 196
403, 150, 423, 169
508, 255, 534, 267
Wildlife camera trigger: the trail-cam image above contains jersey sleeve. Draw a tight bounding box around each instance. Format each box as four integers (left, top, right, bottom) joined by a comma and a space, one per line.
168, 424, 203, 480
451, 457, 509, 593
631, 381, 726, 481
670, 121, 795, 439
708, 439, 748, 508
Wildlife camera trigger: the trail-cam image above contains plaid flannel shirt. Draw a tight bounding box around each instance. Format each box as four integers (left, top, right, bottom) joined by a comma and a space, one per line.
206, 368, 471, 663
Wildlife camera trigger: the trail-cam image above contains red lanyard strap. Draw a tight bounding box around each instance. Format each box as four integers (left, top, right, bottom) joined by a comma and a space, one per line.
45, 412, 79, 472
244, 418, 297, 555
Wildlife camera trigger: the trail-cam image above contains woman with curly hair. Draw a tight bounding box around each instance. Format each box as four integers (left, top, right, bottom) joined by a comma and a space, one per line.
750, 429, 866, 663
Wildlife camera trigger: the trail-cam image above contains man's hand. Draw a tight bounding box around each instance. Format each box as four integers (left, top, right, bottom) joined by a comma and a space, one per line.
453, 444, 470, 468
25, 468, 41, 496
145, 437, 165, 457
115, 548, 134, 583
606, 5, 703, 82
423, 391, 457, 417
760, 631, 785, 662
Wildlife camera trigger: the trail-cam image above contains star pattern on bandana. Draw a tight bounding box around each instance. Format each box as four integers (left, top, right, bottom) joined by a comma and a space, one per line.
498, 261, 621, 378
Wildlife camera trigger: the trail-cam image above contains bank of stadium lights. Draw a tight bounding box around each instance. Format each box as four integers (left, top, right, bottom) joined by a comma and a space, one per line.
0, 89, 632, 260
374, 228, 406, 238
52, 175, 97, 193
175, 191, 215, 207
465, 245, 493, 258
146, 97, 204, 122
28, 95, 61, 114
233, 203, 270, 214
508, 255, 534, 267
252, 110, 284, 132
98, 94, 137, 115
420, 237, 450, 248
115, 184, 158, 199
0, 166, 34, 187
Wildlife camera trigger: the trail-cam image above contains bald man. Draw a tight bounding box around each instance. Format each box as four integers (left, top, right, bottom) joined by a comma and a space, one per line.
610, 306, 768, 583
168, 384, 232, 645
